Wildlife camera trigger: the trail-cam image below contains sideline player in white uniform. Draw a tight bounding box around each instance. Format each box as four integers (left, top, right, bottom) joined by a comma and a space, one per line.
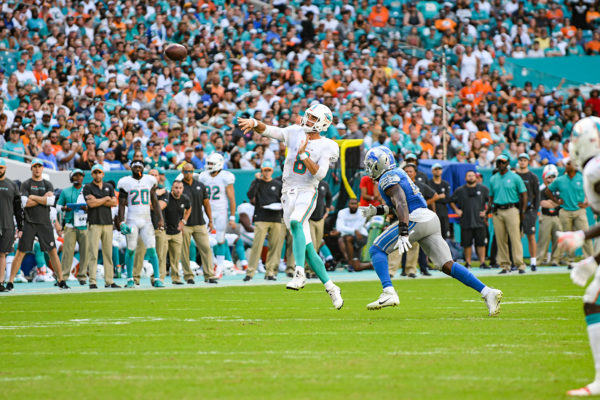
199, 153, 237, 273
115, 160, 165, 288
238, 103, 344, 309
553, 117, 600, 396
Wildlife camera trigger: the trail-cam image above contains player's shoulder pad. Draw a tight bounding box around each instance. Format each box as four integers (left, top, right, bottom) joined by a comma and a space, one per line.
117, 176, 129, 191
145, 174, 158, 187
223, 170, 235, 185
584, 155, 600, 179
379, 170, 401, 191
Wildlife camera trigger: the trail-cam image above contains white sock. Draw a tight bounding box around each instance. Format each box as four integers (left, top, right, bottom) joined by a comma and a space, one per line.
481, 286, 491, 296
530, 257, 537, 266
241, 260, 248, 267
588, 323, 600, 385
324, 280, 335, 290
216, 255, 225, 266
294, 266, 305, 275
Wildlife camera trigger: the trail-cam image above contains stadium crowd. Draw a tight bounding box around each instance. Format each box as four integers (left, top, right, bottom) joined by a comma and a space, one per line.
0, 0, 599, 288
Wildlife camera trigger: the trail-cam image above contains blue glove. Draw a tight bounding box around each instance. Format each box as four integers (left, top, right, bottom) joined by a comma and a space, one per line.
120, 223, 132, 235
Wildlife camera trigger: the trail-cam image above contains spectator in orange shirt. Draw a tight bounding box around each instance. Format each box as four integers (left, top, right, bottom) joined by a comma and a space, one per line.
368, 2, 390, 28
435, 10, 457, 32
32, 61, 48, 85
323, 70, 343, 96
546, 1, 564, 21
561, 18, 578, 38
473, 75, 493, 105
586, 31, 600, 54
359, 175, 381, 207
459, 78, 476, 107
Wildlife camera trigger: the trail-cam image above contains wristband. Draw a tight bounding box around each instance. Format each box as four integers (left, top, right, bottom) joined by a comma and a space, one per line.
229, 216, 236, 221
182, 219, 187, 225
251, 118, 258, 128
399, 222, 409, 237
299, 152, 308, 161
375, 205, 390, 215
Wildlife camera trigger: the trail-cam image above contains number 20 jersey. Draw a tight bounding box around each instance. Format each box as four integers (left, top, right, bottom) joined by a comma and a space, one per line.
117, 175, 157, 220
378, 168, 427, 213
198, 170, 235, 213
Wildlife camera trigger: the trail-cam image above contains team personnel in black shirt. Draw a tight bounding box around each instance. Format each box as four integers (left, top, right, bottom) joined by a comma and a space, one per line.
244, 160, 285, 281
83, 164, 119, 289
6, 158, 68, 291
404, 153, 429, 186
428, 163, 452, 239
450, 170, 490, 268
0, 159, 23, 292
163, 180, 191, 284
515, 153, 540, 270
309, 180, 334, 273
536, 165, 562, 266
180, 163, 217, 284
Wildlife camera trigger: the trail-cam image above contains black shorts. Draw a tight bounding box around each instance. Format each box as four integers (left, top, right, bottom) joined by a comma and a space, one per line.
522, 210, 537, 235
0, 228, 15, 253
18, 223, 56, 253
461, 226, 487, 248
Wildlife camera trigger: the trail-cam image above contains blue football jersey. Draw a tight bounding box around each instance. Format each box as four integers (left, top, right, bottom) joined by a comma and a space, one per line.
378, 168, 427, 213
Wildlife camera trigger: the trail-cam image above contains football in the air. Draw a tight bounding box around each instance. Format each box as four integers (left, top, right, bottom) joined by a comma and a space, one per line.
164, 44, 187, 61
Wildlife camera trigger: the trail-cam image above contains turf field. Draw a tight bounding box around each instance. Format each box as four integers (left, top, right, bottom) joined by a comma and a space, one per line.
0, 271, 592, 400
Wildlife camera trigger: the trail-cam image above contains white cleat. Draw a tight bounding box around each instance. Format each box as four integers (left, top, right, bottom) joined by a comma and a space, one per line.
367, 288, 400, 310
483, 288, 503, 316
326, 284, 344, 310
14, 271, 28, 283
286, 270, 306, 290
567, 382, 600, 396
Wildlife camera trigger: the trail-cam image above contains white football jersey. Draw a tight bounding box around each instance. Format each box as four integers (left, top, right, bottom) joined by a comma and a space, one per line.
199, 170, 235, 212
264, 124, 339, 192
583, 154, 600, 213
117, 175, 157, 219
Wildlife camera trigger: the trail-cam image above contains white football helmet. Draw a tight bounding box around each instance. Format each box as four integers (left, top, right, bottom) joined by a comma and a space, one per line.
300, 103, 333, 133
206, 153, 224, 173
542, 164, 558, 180
364, 147, 397, 180
570, 116, 600, 169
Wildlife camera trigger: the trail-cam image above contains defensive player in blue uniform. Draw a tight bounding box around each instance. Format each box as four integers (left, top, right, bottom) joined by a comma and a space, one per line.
361, 147, 503, 315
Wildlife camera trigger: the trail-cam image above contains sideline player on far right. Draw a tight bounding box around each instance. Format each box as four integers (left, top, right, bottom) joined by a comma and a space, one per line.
553, 117, 600, 397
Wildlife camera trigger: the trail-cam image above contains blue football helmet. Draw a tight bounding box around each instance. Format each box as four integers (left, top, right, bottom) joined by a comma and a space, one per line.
364, 147, 397, 180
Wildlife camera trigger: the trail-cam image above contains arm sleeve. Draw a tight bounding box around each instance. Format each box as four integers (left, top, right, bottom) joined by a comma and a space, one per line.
262, 125, 287, 142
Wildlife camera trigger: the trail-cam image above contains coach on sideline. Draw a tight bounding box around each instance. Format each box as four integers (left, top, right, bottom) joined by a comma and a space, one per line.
488, 154, 528, 274
165, 180, 192, 284
6, 158, 68, 290
0, 159, 24, 292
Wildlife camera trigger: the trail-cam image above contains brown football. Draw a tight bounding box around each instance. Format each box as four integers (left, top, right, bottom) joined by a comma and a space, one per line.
164, 44, 187, 61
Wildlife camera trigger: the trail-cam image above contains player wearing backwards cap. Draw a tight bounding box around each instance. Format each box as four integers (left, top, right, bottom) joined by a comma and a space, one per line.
361, 147, 502, 314
199, 153, 236, 275
551, 117, 600, 396
238, 103, 344, 309
6, 158, 69, 290
0, 159, 24, 292
115, 160, 165, 288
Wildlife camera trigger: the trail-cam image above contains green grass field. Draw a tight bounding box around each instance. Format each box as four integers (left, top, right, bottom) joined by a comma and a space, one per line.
0, 273, 592, 399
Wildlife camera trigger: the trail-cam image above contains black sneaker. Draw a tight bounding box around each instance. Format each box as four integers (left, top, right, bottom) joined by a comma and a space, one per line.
264, 275, 276, 281
78, 280, 86, 286
408, 273, 417, 278
325, 260, 336, 271
519, 269, 526, 274
480, 263, 491, 269
465, 263, 471, 269
89, 284, 98, 289
58, 281, 70, 290
187, 279, 195, 284
0, 284, 7, 292
510, 265, 517, 271
530, 265, 537, 272
498, 270, 508, 274
5, 282, 13, 291
243, 276, 252, 282
172, 281, 184, 285
105, 283, 121, 288
305, 272, 316, 279
421, 269, 432, 276
205, 279, 218, 284
286, 272, 293, 278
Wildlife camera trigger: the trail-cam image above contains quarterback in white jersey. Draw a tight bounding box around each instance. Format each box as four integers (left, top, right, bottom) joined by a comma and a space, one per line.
116, 160, 165, 288
238, 102, 343, 309
199, 153, 237, 271
552, 117, 600, 396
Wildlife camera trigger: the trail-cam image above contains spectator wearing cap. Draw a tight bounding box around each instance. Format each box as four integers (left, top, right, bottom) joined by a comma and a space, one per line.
537, 166, 562, 266
428, 163, 452, 239
104, 147, 125, 171
2, 127, 28, 162
191, 145, 205, 169
243, 160, 285, 281
545, 159, 593, 264
488, 154, 528, 274
515, 152, 540, 270
127, 137, 145, 160
451, 170, 490, 269
173, 81, 200, 111
404, 153, 429, 185
57, 169, 88, 284
56, 137, 80, 171
82, 164, 119, 289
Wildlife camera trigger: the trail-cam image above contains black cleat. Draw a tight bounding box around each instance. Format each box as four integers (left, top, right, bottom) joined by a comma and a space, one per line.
510, 265, 517, 271
187, 279, 195, 285
465, 263, 471, 269
78, 280, 86, 286
325, 260, 336, 271
421, 269, 432, 276
205, 279, 218, 284
530, 265, 537, 272
480, 263, 491, 269
498, 269, 508, 274
408, 273, 417, 278
6, 282, 14, 291
0, 284, 7, 292
264, 275, 276, 281
518, 269, 526, 274
243, 276, 253, 282
105, 283, 121, 288
58, 281, 70, 290
89, 284, 98, 289
172, 281, 184, 285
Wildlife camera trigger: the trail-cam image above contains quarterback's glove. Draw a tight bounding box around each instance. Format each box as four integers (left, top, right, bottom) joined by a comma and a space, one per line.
360, 205, 377, 219
557, 230, 585, 252
570, 256, 598, 287
120, 223, 132, 235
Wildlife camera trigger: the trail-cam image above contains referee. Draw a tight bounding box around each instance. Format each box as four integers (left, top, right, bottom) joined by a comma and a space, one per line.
488, 154, 528, 274
0, 159, 23, 292
6, 158, 69, 290
163, 180, 191, 284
